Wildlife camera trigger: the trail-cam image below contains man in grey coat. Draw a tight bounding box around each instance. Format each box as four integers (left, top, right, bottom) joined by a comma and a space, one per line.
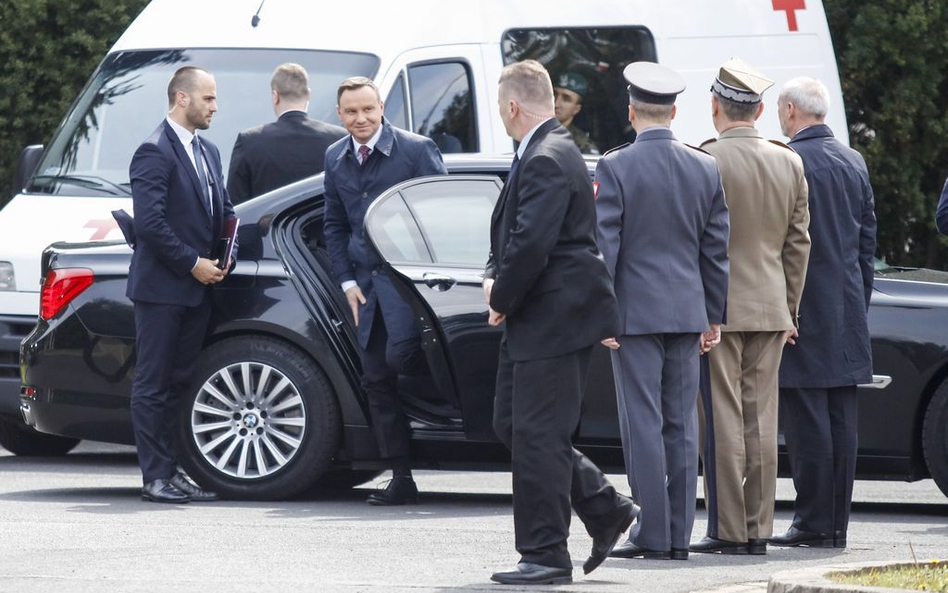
771, 77, 877, 549
596, 62, 730, 560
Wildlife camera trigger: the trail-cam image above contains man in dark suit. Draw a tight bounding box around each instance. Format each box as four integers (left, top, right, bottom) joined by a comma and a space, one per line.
596, 62, 730, 560
486, 60, 639, 586
227, 63, 346, 203
128, 66, 236, 503
322, 77, 446, 506
771, 77, 876, 549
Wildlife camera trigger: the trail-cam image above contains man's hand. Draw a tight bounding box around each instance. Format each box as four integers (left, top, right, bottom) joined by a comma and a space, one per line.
700, 324, 722, 355
192, 258, 225, 285
345, 285, 367, 327
784, 327, 799, 346
601, 337, 620, 350
488, 307, 506, 327
482, 277, 494, 305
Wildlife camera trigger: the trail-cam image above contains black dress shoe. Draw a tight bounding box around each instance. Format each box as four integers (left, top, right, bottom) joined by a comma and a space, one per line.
366, 477, 418, 506
609, 540, 671, 560
171, 472, 219, 502
142, 478, 190, 503
747, 538, 768, 555
689, 536, 749, 555
584, 499, 640, 574
768, 526, 833, 548
490, 562, 572, 585
670, 548, 689, 560
833, 530, 847, 549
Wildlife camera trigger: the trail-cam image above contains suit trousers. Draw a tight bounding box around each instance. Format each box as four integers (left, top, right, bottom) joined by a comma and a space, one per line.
612, 332, 700, 551
361, 306, 426, 459
699, 331, 785, 542
131, 292, 212, 483
779, 385, 858, 535
493, 341, 627, 569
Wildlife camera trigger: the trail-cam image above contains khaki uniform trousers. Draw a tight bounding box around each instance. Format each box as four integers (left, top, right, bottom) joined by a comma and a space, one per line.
698, 331, 785, 542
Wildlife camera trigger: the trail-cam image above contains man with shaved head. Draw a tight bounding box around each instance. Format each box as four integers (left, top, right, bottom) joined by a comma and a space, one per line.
486, 60, 638, 586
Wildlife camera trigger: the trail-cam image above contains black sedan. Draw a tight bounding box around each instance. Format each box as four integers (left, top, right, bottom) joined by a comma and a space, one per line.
18, 155, 948, 500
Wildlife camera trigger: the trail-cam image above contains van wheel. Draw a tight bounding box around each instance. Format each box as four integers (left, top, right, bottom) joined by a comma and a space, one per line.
177, 336, 340, 500
0, 417, 80, 456
923, 381, 948, 498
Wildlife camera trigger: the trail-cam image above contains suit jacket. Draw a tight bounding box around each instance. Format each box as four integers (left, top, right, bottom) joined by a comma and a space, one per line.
595, 126, 730, 335
701, 127, 811, 331
227, 111, 346, 204
127, 120, 236, 306
322, 118, 446, 348
485, 119, 619, 362
779, 124, 876, 388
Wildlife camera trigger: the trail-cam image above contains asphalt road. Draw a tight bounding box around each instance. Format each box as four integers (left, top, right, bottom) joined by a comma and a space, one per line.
0, 442, 946, 593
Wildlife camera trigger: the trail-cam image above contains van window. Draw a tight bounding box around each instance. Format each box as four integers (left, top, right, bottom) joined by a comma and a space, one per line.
502, 27, 657, 154
385, 73, 409, 131
27, 49, 378, 197
407, 62, 477, 154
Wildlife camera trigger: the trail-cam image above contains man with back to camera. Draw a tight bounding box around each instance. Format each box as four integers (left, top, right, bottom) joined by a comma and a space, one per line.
128, 66, 236, 503
595, 61, 730, 561
227, 63, 346, 204
690, 58, 810, 556
553, 71, 599, 154
322, 77, 446, 506
770, 77, 876, 550
486, 59, 639, 586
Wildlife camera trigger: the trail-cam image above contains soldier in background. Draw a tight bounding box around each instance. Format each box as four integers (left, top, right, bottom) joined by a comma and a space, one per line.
553, 72, 599, 154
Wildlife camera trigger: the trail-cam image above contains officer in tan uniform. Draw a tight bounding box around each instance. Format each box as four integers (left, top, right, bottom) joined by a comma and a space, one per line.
690, 59, 811, 556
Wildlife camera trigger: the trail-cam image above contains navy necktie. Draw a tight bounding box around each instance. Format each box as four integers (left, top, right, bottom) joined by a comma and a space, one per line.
191, 136, 212, 215
508, 153, 520, 182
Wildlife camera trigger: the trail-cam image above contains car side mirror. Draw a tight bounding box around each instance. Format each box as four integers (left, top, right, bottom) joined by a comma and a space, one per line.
12, 144, 44, 196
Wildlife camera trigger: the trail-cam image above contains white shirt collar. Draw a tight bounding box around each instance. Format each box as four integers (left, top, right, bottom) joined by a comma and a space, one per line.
166, 116, 196, 146
517, 118, 553, 159
352, 123, 384, 155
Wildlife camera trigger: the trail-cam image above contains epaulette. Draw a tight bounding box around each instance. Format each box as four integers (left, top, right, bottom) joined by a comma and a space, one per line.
685, 143, 711, 155
699, 137, 718, 148
768, 139, 794, 151
602, 143, 631, 157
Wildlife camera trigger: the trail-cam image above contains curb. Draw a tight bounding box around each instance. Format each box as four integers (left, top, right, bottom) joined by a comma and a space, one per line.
768, 560, 931, 593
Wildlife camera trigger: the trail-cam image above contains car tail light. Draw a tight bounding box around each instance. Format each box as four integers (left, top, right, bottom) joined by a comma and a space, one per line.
40, 268, 94, 320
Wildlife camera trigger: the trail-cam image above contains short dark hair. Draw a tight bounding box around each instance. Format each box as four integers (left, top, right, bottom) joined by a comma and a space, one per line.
336, 76, 380, 103
167, 66, 209, 107
714, 92, 759, 122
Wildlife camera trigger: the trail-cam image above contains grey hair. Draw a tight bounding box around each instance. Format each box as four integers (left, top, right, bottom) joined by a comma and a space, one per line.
271, 63, 309, 102
631, 98, 674, 121
779, 77, 830, 118
498, 60, 554, 112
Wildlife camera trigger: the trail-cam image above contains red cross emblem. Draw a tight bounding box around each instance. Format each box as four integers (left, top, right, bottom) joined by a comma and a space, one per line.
84, 218, 119, 240
773, 0, 806, 32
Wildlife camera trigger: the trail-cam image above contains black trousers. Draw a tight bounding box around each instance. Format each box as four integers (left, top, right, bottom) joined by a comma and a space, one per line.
779, 386, 858, 534
131, 293, 212, 483
361, 306, 426, 459
493, 341, 628, 569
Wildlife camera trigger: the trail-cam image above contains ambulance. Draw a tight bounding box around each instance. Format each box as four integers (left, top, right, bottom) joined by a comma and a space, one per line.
0, 0, 846, 451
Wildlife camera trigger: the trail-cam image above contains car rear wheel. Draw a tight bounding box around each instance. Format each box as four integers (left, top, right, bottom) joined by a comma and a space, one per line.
923, 380, 948, 498
177, 336, 341, 500
0, 417, 80, 456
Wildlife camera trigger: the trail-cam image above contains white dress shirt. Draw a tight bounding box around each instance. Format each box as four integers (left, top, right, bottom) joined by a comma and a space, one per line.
165, 116, 213, 271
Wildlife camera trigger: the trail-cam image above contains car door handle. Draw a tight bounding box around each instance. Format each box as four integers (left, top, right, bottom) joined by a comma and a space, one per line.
423, 272, 456, 292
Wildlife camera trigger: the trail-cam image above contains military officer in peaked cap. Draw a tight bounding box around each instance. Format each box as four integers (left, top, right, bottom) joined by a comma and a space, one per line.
595, 61, 730, 560
553, 72, 598, 154
691, 59, 810, 556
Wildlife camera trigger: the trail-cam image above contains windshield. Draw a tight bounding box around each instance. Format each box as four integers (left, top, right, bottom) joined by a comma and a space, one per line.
27, 49, 378, 197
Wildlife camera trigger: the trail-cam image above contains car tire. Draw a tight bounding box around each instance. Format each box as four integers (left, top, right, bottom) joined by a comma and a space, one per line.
923, 380, 948, 498
177, 336, 341, 501
0, 417, 80, 456
312, 468, 384, 490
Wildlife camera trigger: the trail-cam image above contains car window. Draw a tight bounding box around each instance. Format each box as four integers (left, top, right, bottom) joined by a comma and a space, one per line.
385, 73, 409, 130
400, 179, 499, 266
407, 62, 477, 154
367, 194, 432, 263
502, 27, 657, 154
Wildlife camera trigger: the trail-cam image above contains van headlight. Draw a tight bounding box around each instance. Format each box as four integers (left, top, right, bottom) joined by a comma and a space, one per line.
0, 262, 15, 291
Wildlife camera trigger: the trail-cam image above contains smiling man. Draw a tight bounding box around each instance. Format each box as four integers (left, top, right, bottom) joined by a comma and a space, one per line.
322, 76, 446, 505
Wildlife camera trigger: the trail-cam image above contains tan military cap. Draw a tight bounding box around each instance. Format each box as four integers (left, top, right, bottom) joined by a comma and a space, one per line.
711, 58, 774, 104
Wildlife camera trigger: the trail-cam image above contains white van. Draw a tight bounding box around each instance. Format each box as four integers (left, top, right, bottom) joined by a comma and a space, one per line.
0, 0, 846, 449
